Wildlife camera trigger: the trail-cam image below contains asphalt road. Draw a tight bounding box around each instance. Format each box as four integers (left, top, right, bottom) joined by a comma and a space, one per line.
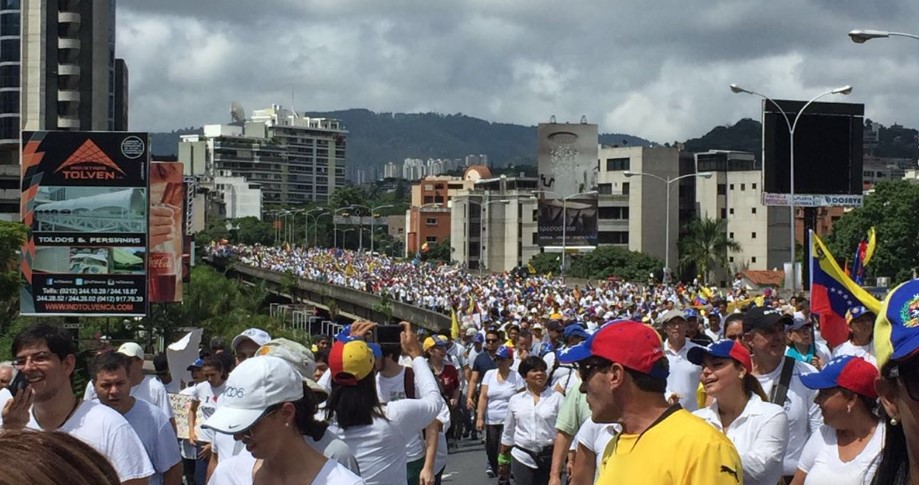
441, 434, 497, 485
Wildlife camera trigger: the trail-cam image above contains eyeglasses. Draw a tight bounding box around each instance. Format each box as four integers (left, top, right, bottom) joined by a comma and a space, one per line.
577, 359, 611, 382
890, 360, 919, 402
12, 351, 55, 369
485, 339, 499, 344
241, 405, 280, 439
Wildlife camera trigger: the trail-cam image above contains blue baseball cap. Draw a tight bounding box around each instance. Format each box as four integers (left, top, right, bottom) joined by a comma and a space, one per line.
684, 308, 699, 320
474, 333, 484, 344
335, 325, 352, 342
186, 358, 204, 371
563, 324, 590, 340
875, 279, 919, 368
800, 355, 878, 398
495, 345, 512, 360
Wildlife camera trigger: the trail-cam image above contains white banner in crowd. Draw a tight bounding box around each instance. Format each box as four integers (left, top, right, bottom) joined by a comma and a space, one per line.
166, 328, 202, 387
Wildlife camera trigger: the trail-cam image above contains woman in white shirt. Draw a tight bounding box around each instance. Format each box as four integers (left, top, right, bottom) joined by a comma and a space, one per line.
476, 345, 519, 481
203, 356, 363, 484
498, 356, 564, 485
690, 339, 788, 485
833, 306, 877, 367
792, 355, 883, 485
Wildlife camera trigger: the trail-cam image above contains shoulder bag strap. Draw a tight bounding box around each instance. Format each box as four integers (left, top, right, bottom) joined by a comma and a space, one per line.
770, 356, 796, 406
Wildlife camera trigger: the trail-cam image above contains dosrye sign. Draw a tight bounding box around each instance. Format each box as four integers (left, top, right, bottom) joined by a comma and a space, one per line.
762, 192, 864, 208
20, 131, 151, 316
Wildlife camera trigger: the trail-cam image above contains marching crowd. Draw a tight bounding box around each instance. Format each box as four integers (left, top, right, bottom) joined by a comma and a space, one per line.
0, 243, 917, 485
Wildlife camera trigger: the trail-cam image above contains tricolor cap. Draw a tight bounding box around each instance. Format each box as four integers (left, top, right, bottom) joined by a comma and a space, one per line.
367, 342, 383, 359
494, 345, 512, 360
202, 356, 304, 434
683, 308, 699, 320
846, 305, 875, 324
186, 358, 204, 371
117, 342, 144, 360
562, 324, 590, 340
335, 325, 352, 342
687, 339, 752, 373
231, 328, 272, 351
423, 335, 449, 352
559, 320, 668, 379
473, 333, 484, 344
329, 339, 375, 386
875, 279, 919, 369
255, 339, 327, 397
800, 355, 878, 399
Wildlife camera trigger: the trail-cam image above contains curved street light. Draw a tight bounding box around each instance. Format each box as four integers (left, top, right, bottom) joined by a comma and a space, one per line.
729, 83, 852, 292
848, 29, 919, 43
349, 203, 396, 253
624, 171, 713, 283
304, 208, 327, 248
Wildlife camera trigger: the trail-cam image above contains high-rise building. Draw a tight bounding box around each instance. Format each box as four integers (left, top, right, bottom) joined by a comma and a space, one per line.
0, 0, 128, 220
178, 104, 347, 211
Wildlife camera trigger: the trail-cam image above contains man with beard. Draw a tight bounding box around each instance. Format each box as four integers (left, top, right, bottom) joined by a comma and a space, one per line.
1, 324, 153, 484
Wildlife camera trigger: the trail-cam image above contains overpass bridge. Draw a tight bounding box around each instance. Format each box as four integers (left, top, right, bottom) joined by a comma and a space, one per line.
216, 261, 452, 333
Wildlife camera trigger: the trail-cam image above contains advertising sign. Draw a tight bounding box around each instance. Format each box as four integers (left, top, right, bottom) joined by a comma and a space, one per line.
537, 123, 599, 198
537, 197, 598, 247
20, 131, 149, 316
149, 162, 185, 303
762, 193, 864, 208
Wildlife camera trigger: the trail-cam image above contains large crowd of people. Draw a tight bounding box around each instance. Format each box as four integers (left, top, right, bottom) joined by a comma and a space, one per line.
0, 243, 918, 485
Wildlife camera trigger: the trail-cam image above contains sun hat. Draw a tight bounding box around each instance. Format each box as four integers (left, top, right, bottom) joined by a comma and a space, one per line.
231, 328, 272, 351
117, 342, 144, 360
800, 355, 878, 399
875, 279, 919, 369
202, 356, 304, 434
328, 339, 375, 386
687, 339, 752, 373
255, 339, 327, 396
559, 320, 668, 379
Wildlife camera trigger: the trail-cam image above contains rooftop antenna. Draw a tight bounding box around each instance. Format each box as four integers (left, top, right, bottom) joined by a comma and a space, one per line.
580, 115, 587, 124
230, 101, 247, 123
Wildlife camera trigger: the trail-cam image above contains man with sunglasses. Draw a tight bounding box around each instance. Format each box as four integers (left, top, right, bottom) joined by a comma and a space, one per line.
466, 327, 502, 475
742, 306, 822, 482
558, 320, 742, 484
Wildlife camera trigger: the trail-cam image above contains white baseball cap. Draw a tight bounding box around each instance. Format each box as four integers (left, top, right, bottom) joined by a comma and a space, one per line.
231, 328, 272, 351
117, 342, 144, 360
202, 356, 303, 434
256, 338, 328, 397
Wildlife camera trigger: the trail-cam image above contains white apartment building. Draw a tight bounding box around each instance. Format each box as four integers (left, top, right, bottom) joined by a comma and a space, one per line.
694, 150, 790, 280
213, 172, 262, 219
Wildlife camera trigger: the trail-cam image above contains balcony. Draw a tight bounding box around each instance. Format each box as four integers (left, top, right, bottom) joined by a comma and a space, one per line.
58, 89, 80, 102
57, 38, 80, 50
58, 64, 80, 76
58, 12, 81, 25
57, 116, 80, 129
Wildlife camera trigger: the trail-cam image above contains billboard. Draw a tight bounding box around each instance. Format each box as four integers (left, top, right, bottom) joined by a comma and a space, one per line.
21, 131, 150, 316
762, 100, 864, 205
537, 197, 598, 247
149, 162, 185, 303
537, 123, 599, 198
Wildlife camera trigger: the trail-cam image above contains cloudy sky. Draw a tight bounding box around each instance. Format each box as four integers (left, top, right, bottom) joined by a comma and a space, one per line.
117, 1, 919, 143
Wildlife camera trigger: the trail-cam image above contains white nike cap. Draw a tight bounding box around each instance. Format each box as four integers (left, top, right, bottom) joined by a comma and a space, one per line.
231, 328, 272, 351
202, 356, 303, 434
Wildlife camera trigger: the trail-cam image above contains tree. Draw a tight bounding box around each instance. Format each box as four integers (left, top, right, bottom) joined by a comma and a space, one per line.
232, 216, 274, 245
528, 252, 561, 274
328, 185, 368, 211
421, 238, 452, 263
566, 246, 663, 281
827, 180, 919, 283
678, 218, 741, 284
0, 221, 27, 333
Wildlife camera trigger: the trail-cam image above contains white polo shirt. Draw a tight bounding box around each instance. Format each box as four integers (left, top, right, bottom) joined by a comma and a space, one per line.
664, 339, 703, 411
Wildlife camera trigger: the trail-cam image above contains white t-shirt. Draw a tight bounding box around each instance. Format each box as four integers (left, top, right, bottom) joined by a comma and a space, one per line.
832, 341, 877, 367
481, 369, 521, 425
376, 367, 425, 461
693, 394, 788, 485
20, 400, 154, 482
328, 356, 440, 485
192, 381, 225, 443
0, 387, 11, 412
798, 423, 885, 485
211, 431, 362, 477
574, 418, 620, 474
756, 359, 823, 475
123, 399, 182, 485
664, 339, 703, 412
86, 374, 175, 419
208, 455, 364, 485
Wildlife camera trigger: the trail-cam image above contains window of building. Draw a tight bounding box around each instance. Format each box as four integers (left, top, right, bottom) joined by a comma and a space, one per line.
729, 208, 734, 215
622, 182, 630, 195
751, 256, 757, 263
751, 232, 757, 239
598, 231, 629, 244
729, 232, 734, 239
729, 184, 734, 191
720, 208, 727, 219
729, 256, 734, 263
598, 183, 612, 195
599, 206, 629, 220
606, 157, 630, 171
740, 183, 746, 191
0, 39, 18, 62
425, 218, 437, 225
717, 184, 727, 195
752, 183, 757, 190
426, 236, 438, 243
751, 207, 757, 214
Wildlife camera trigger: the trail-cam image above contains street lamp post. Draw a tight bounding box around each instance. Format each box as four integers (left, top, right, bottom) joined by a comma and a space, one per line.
333, 207, 352, 248
623, 171, 713, 283
335, 228, 354, 249
288, 209, 304, 247
729, 83, 852, 292
312, 213, 329, 247
349, 204, 395, 254
848, 29, 919, 43
304, 208, 327, 248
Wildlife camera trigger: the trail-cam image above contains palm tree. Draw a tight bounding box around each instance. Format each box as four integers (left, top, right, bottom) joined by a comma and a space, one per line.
678, 218, 741, 284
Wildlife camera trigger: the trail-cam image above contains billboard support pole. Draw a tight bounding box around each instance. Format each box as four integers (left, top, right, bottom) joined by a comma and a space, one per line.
730, 84, 852, 295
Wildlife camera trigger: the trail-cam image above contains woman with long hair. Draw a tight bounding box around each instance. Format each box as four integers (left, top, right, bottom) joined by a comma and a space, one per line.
324, 321, 442, 485
871, 279, 919, 485
498, 355, 564, 485
203, 356, 362, 484
791, 355, 883, 485
476, 345, 520, 482
690, 339, 788, 485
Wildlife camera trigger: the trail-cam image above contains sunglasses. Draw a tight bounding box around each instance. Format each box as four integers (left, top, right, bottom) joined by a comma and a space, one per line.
890, 359, 919, 402
577, 359, 611, 382
485, 339, 499, 344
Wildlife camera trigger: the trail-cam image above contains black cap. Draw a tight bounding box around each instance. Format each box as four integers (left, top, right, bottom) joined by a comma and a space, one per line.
743, 306, 793, 334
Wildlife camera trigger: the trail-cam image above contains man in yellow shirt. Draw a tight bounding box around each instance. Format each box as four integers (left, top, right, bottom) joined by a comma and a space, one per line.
559, 320, 743, 484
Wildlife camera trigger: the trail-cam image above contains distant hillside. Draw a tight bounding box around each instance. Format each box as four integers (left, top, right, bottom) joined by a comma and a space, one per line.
682, 118, 762, 156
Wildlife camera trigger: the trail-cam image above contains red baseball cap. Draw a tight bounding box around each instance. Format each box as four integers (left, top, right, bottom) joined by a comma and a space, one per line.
687, 339, 752, 373
559, 320, 667, 379
800, 355, 878, 399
